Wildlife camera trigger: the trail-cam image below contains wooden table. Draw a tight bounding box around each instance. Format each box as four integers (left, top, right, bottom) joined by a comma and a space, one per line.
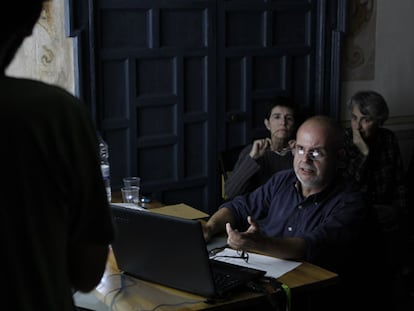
77, 193, 338, 310
111, 190, 164, 209
75, 247, 337, 311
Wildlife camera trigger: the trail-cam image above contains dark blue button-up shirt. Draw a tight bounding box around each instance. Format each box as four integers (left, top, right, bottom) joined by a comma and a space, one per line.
220, 169, 369, 273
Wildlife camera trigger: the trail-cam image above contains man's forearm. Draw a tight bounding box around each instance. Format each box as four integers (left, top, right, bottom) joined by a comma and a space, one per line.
205, 207, 235, 239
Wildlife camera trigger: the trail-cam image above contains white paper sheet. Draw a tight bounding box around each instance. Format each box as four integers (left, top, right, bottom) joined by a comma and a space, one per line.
211, 248, 301, 278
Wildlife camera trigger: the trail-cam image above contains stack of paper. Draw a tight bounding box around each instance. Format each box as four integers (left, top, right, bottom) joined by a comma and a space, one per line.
211, 248, 301, 278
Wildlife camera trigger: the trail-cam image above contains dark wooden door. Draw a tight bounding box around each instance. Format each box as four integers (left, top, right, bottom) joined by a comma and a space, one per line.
66, 0, 346, 214
216, 0, 346, 150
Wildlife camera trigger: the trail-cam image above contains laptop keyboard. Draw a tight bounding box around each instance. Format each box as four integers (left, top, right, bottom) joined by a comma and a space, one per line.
210, 259, 265, 296
213, 270, 244, 294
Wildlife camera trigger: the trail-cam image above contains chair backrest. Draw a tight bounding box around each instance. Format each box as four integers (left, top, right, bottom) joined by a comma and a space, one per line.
219, 145, 245, 181
218, 145, 245, 200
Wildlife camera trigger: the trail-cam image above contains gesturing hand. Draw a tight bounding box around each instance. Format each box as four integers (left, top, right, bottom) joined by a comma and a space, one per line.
352, 128, 369, 156
249, 138, 271, 160
226, 216, 261, 251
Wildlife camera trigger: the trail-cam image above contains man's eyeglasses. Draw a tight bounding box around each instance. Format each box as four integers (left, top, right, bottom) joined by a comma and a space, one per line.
209, 248, 249, 263
293, 145, 326, 161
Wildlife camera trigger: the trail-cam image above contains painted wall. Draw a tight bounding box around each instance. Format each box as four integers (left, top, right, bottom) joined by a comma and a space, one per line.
341, 0, 414, 122
6, 0, 74, 95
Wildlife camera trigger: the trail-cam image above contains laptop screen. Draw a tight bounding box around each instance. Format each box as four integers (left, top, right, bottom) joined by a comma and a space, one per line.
110, 205, 218, 296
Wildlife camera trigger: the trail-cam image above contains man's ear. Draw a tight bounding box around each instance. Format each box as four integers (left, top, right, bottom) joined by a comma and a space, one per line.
289, 140, 296, 156
264, 119, 270, 130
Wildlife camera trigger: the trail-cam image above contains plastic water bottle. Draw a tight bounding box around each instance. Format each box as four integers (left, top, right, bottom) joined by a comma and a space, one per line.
97, 132, 112, 202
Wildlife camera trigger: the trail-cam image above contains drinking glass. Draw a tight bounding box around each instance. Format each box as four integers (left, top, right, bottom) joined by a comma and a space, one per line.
123, 176, 141, 188
121, 186, 140, 205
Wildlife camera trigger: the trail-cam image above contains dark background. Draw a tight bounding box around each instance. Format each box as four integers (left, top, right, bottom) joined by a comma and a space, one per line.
66, 0, 347, 214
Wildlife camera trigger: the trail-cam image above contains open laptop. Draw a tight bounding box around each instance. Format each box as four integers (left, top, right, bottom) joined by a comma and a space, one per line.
110, 204, 266, 298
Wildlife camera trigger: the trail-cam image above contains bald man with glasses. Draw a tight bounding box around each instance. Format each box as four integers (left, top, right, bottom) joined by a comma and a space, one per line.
202, 115, 392, 311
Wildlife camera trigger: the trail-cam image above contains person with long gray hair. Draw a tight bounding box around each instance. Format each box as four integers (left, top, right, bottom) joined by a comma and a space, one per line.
343, 90, 411, 308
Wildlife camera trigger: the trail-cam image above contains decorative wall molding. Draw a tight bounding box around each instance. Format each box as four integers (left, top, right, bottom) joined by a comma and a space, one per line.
386, 115, 414, 127
6, 1, 74, 95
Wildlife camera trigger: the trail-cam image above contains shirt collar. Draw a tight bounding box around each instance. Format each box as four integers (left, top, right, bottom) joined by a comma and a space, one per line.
294, 177, 338, 203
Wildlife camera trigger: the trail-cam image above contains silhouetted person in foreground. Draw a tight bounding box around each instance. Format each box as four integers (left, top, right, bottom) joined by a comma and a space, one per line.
1, 1, 115, 310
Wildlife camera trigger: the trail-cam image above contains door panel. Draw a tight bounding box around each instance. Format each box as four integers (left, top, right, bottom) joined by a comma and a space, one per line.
66, 0, 346, 214
89, 0, 216, 213
218, 1, 318, 152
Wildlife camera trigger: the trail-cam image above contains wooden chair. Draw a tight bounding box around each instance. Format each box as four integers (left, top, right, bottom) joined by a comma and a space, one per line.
218, 145, 245, 200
